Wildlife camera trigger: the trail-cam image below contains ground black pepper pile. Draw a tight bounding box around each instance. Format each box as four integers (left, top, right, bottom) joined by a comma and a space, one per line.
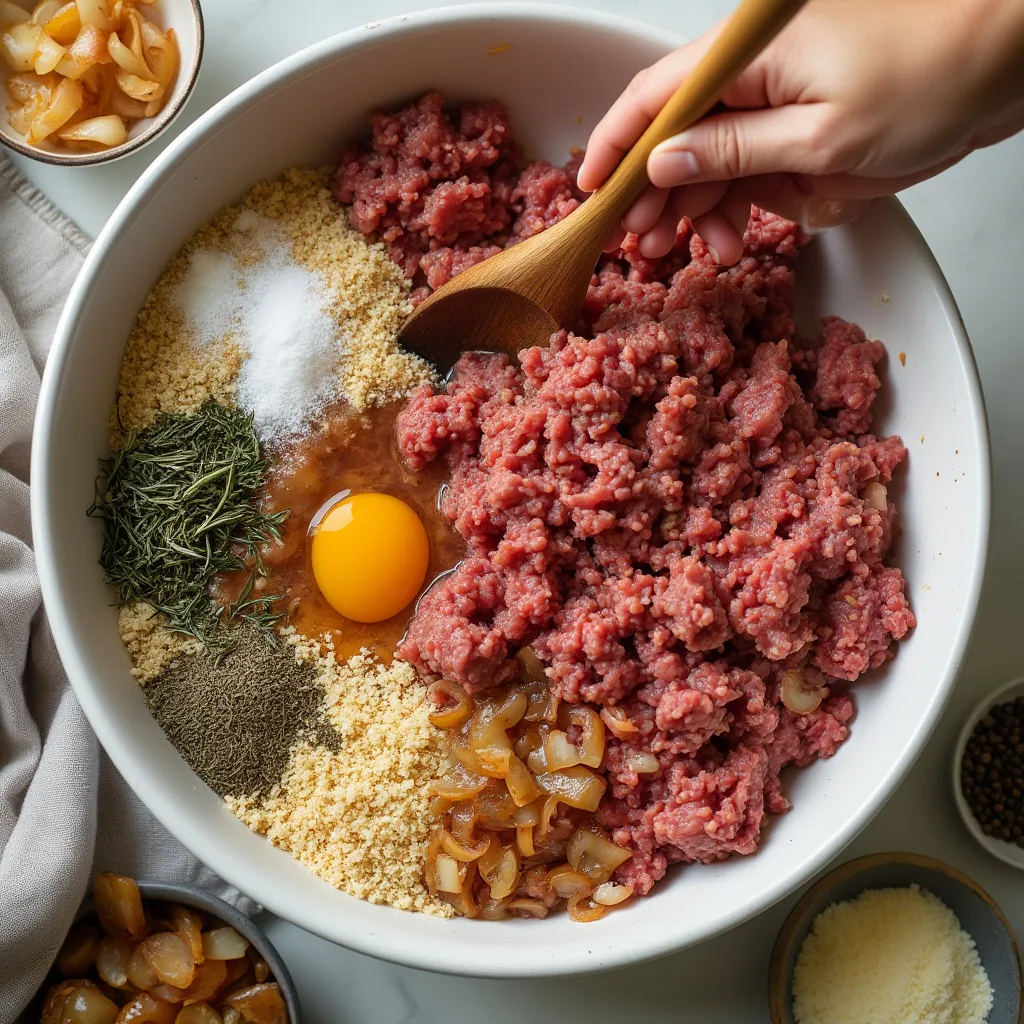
144, 626, 339, 798
961, 696, 1024, 845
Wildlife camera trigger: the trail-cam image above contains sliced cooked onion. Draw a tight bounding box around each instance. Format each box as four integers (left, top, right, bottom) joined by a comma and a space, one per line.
106, 21, 150, 78
2, 21, 44, 72
138, 12, 174, 85
779, 668, 825, 716
430, 761, 488, 801
567, 892, 606, 923
534, 766, 606, 812
862, 481, 888, 511
434, 853, 462, 894
564, 705, 605, 768
543, 730, 579, 771
43, 2, 79, 44
516, 824, 535, 857
56, 112, 124, 145
75, 0, 111, 30
515, 646, 546, 685
507, 898, 548, 919
478, 898, 510, 920
547, 865, 592, 898
440, 828, 488, 862
114, 67, 160, 101
625, 750, 660, 774
593, 882, 633, 906
505, 753, 541, 807
567, 828, 632, 884
537, 794, 560, 836
447, 800, 477, 844
484, 847, 519, 901
27, 74, 83, 141
475, 781, 517, 829
429, 679, 473, 729
33, 32, 67, 75
601, 705, 638, 737
201, 926, 248, 961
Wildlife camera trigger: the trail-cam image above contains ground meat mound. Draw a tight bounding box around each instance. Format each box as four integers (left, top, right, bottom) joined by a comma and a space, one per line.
338, 94, 916, 895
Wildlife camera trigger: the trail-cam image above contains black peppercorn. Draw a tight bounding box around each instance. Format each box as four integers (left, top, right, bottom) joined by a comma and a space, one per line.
961, 697, 1024, 848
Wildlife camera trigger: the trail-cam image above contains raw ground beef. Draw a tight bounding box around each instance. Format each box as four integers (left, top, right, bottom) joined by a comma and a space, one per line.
336, 94, 916, 896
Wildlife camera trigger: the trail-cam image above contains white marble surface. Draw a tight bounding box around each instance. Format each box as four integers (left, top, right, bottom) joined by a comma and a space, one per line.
12, 0, 1024, 1020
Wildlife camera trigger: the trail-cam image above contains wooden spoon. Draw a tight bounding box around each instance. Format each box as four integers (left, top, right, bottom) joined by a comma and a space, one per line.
399, 0, 807, 371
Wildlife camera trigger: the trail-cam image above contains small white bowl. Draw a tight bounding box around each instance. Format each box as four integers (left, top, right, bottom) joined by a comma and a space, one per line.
0, 0, 203, 166
953, 677, 1024, 869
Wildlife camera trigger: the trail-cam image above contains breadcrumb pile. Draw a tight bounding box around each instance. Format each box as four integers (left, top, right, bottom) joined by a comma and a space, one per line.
112, 168, 429, 445
227, 633, 451, 917
117, 601, 201, 685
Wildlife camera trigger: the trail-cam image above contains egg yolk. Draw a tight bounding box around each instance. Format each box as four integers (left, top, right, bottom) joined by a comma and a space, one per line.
310, 492, 429, 624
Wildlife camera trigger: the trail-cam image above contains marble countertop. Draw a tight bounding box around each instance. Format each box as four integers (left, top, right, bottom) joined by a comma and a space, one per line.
11, 1, 1024, 1020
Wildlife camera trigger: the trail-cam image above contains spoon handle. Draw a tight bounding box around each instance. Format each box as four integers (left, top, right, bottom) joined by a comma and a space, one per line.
575, 0, 807, 246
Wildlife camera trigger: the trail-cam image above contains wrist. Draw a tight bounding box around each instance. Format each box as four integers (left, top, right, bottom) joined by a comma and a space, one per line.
951, 0, 1024, 117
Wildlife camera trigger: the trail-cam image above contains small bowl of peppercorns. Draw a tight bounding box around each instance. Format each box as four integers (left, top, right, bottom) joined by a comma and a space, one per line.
954, 676, 1024, 869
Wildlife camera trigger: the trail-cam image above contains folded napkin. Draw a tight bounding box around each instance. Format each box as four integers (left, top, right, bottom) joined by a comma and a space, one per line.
0, 157, 255, 1022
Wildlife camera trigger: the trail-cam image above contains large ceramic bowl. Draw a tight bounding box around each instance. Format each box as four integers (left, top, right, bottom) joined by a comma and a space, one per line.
31, 2, 990, 979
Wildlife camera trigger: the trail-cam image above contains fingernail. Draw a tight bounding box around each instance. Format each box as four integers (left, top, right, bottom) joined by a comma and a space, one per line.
649, 140, 700, 185
707, 243, 720, 264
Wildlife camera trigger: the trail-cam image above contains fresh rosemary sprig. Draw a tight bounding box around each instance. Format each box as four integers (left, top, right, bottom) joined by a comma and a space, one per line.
89, 403, 288, 651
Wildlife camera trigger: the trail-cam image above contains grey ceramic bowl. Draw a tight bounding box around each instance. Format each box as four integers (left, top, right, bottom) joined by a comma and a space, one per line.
768, 852, 1022, 1024
71, 880, 302, 1021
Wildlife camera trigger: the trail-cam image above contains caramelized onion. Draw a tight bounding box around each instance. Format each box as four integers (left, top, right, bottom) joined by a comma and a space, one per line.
567, 892, 606, 923
482, 846, 519, 900
505, 753, 541, 806
779, 669, 825, 716
440, 828, 488, 862
567, 828, 632, 884
625, 751, 660, 774
475, 780, 517, 829
434, 853, 462, 894
515, 646, 546, 685
431, 761, 488, 801
516, 825, 535, 857
862, 481, 888, 511
429, 679, 473, 729
547, 865, 592, 898
535, 766, 606, 811
601, 705, 638, 737
507, 898, 548, 919
545, 706, 605, 770
478, 898, 510, 921
593, 882, 633, 906
537, 794, 561, 836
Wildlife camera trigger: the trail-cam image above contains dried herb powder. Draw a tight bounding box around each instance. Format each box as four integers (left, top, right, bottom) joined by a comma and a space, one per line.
89, 403, 287, 650
144, 626, 338, 798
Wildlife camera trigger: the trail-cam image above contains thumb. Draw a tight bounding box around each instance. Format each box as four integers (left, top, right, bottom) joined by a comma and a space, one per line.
648, 104, 838, 187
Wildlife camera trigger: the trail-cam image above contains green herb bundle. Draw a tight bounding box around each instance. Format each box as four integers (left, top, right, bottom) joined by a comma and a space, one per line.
89, 403, 288, 650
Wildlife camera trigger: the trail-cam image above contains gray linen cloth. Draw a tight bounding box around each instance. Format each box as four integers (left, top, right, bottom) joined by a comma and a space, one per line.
0, 156, 255, 1022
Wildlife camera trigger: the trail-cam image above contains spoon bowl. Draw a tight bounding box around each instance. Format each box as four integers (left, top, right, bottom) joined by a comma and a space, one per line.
399, 0, 807, 370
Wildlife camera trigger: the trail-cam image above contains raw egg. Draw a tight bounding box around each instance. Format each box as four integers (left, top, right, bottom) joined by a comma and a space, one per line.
310, 492, 429, 623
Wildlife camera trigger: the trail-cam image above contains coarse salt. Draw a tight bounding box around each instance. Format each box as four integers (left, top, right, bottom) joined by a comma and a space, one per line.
172, 213, 343, 443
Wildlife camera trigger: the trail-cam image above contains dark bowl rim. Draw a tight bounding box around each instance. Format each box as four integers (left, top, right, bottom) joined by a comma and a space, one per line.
767, 851, 1022, 1024
0, 0, 205, 167
72, 878, 302, 1022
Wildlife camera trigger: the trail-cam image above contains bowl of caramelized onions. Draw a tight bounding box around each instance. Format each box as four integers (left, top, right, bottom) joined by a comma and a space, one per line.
39, 873, 299, 1023
0, 0, 201, 164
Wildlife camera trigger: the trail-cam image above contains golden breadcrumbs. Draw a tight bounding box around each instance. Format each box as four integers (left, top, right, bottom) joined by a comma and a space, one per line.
112, 167, 431, 446
227, 632, 452, 917
117, 601, 201, 685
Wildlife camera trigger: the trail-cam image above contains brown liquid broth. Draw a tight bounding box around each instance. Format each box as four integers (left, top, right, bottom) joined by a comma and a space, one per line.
216, 401, 461, 662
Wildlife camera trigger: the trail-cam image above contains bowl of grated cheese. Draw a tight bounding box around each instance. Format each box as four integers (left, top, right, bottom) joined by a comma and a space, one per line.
769, 852, 1021, 1024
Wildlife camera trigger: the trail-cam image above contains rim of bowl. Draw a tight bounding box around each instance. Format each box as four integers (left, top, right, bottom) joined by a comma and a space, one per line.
73, 881, 302, 1021
767, 851, 1022, 1023
952, 676, 1024, 869
30, 1, 993, 978
0, 0, 204, 167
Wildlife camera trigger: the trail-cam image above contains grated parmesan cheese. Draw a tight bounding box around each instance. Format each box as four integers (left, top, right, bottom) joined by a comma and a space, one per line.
792, 884, 993, 1024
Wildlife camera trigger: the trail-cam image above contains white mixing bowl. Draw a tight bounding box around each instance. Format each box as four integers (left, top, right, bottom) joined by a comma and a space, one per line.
31, 2, 990, 978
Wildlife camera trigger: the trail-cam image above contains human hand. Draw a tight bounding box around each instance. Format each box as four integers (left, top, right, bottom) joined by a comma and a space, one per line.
578, 0, 1024, 265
